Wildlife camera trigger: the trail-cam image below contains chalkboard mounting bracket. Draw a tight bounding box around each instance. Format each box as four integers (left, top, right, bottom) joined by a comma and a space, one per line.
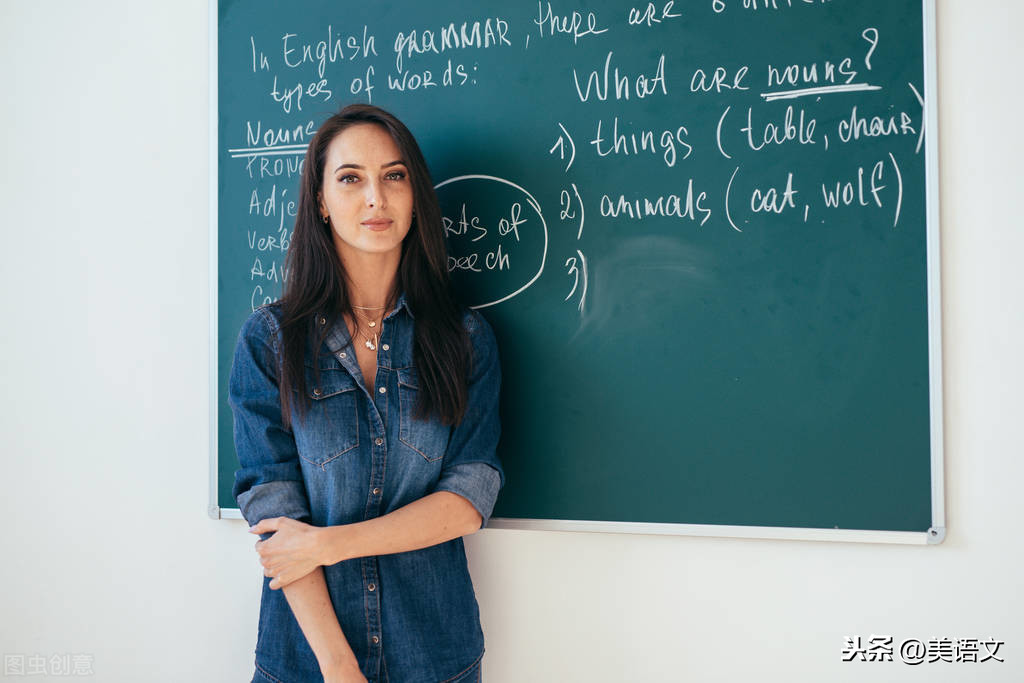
926, 526, 946, 544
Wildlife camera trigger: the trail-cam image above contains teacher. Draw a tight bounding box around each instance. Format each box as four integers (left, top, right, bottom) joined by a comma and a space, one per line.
229, 104, 504, 683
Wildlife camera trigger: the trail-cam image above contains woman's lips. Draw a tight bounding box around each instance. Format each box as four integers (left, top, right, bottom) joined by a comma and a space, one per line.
361, 218, 392, 231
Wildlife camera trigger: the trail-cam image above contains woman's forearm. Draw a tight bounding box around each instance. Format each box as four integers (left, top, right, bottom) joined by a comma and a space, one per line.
281, 566, 360, 675
322, 491, 481, 565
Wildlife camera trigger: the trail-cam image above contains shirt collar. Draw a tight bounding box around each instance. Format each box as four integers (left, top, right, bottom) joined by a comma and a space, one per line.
387, 291, 415, 321
321, 292, 413, 356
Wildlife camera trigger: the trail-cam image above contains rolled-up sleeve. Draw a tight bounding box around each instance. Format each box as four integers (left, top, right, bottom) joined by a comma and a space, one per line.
228, 307, 311, 532
433, 311, 505, 528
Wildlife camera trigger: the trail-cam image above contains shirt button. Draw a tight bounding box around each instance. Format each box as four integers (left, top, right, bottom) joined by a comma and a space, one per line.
318, 316, 326, 325
339, 352, 347, 358
372, 487, 381, 495
313, 388, 321, 396
375, 437, 384, 446
367, 583, 376, 591
381, 344, 390, 351
378, 386, 386, 394
372, 636, 380, 644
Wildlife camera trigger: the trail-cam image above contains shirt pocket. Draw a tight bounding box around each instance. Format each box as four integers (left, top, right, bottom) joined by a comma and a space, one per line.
292, 365, 360, 467
397, 366, 451, 463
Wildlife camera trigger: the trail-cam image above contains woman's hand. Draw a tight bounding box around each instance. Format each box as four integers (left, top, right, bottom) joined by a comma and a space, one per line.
248, 517, 327, 590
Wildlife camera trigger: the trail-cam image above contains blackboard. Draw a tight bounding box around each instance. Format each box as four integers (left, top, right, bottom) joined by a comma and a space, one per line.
211, 0, 944, 543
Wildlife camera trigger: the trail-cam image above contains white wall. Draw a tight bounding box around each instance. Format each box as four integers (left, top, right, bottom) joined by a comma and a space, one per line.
2, 1, 1021, 681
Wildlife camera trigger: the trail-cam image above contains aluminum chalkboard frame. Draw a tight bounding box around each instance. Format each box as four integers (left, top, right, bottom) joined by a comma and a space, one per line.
209, 0, 944, 545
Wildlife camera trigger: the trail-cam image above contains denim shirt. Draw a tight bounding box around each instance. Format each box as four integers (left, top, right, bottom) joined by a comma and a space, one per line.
229, 294, 504, 683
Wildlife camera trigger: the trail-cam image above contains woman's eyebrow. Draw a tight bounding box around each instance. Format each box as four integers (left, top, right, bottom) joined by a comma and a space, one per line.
334, 160, 406, 172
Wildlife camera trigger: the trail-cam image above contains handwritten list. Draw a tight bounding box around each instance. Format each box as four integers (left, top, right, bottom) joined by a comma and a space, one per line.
224, 0, 924, 315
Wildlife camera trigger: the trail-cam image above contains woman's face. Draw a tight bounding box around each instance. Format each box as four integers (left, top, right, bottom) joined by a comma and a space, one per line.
318, 123, 414, 264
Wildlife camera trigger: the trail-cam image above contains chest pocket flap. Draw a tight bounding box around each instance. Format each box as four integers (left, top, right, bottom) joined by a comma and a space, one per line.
397, 366, 450, 463
292, 365, 360, 466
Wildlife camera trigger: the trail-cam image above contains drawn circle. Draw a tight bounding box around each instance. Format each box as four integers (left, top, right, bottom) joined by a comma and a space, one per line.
434, 175, 548, 309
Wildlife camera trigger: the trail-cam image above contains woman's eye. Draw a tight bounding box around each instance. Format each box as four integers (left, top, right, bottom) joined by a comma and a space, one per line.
339, 174, 358, 184
385, 170, 406, 181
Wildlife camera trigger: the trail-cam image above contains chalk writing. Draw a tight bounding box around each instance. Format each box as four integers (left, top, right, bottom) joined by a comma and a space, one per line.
572, 52, 668, 102
435, 175, 548, 309
627, 2, 681, 27
837, 106, 916, 143
221, 1, 928, 321
279, 26, 377, 77
534, 2, 608, 43
599, 181, 712, 226
589, 117, 691, 167
392, 18, 512, 72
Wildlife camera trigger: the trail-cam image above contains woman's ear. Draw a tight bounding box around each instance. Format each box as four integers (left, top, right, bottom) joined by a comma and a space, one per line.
317, 193, 328, 219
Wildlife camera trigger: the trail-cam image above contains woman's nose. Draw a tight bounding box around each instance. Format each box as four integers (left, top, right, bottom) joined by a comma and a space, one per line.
365, 180, 385, 208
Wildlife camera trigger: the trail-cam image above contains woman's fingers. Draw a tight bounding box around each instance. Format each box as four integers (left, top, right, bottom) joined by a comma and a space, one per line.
245, 518, 294, 589
248, 516, 286, 535
247, 517, 318, 589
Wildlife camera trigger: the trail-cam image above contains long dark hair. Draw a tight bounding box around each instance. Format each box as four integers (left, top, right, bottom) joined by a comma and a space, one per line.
275, 104, 470, 429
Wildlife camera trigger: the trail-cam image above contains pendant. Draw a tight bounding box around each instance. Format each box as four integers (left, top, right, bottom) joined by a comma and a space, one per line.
368, 321, 376, 327
365, 340, 376, 350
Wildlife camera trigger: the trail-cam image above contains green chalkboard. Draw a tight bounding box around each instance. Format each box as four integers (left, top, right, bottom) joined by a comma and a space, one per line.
212, 0, 943, 542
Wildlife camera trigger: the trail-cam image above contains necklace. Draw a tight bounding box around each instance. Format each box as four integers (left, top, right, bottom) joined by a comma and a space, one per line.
351, 307, 384, 350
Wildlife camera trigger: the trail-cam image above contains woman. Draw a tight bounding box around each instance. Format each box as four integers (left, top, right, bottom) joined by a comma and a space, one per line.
229, 104, 504, 683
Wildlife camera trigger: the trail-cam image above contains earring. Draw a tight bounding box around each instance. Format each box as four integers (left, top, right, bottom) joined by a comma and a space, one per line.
322, 214, 329, 224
